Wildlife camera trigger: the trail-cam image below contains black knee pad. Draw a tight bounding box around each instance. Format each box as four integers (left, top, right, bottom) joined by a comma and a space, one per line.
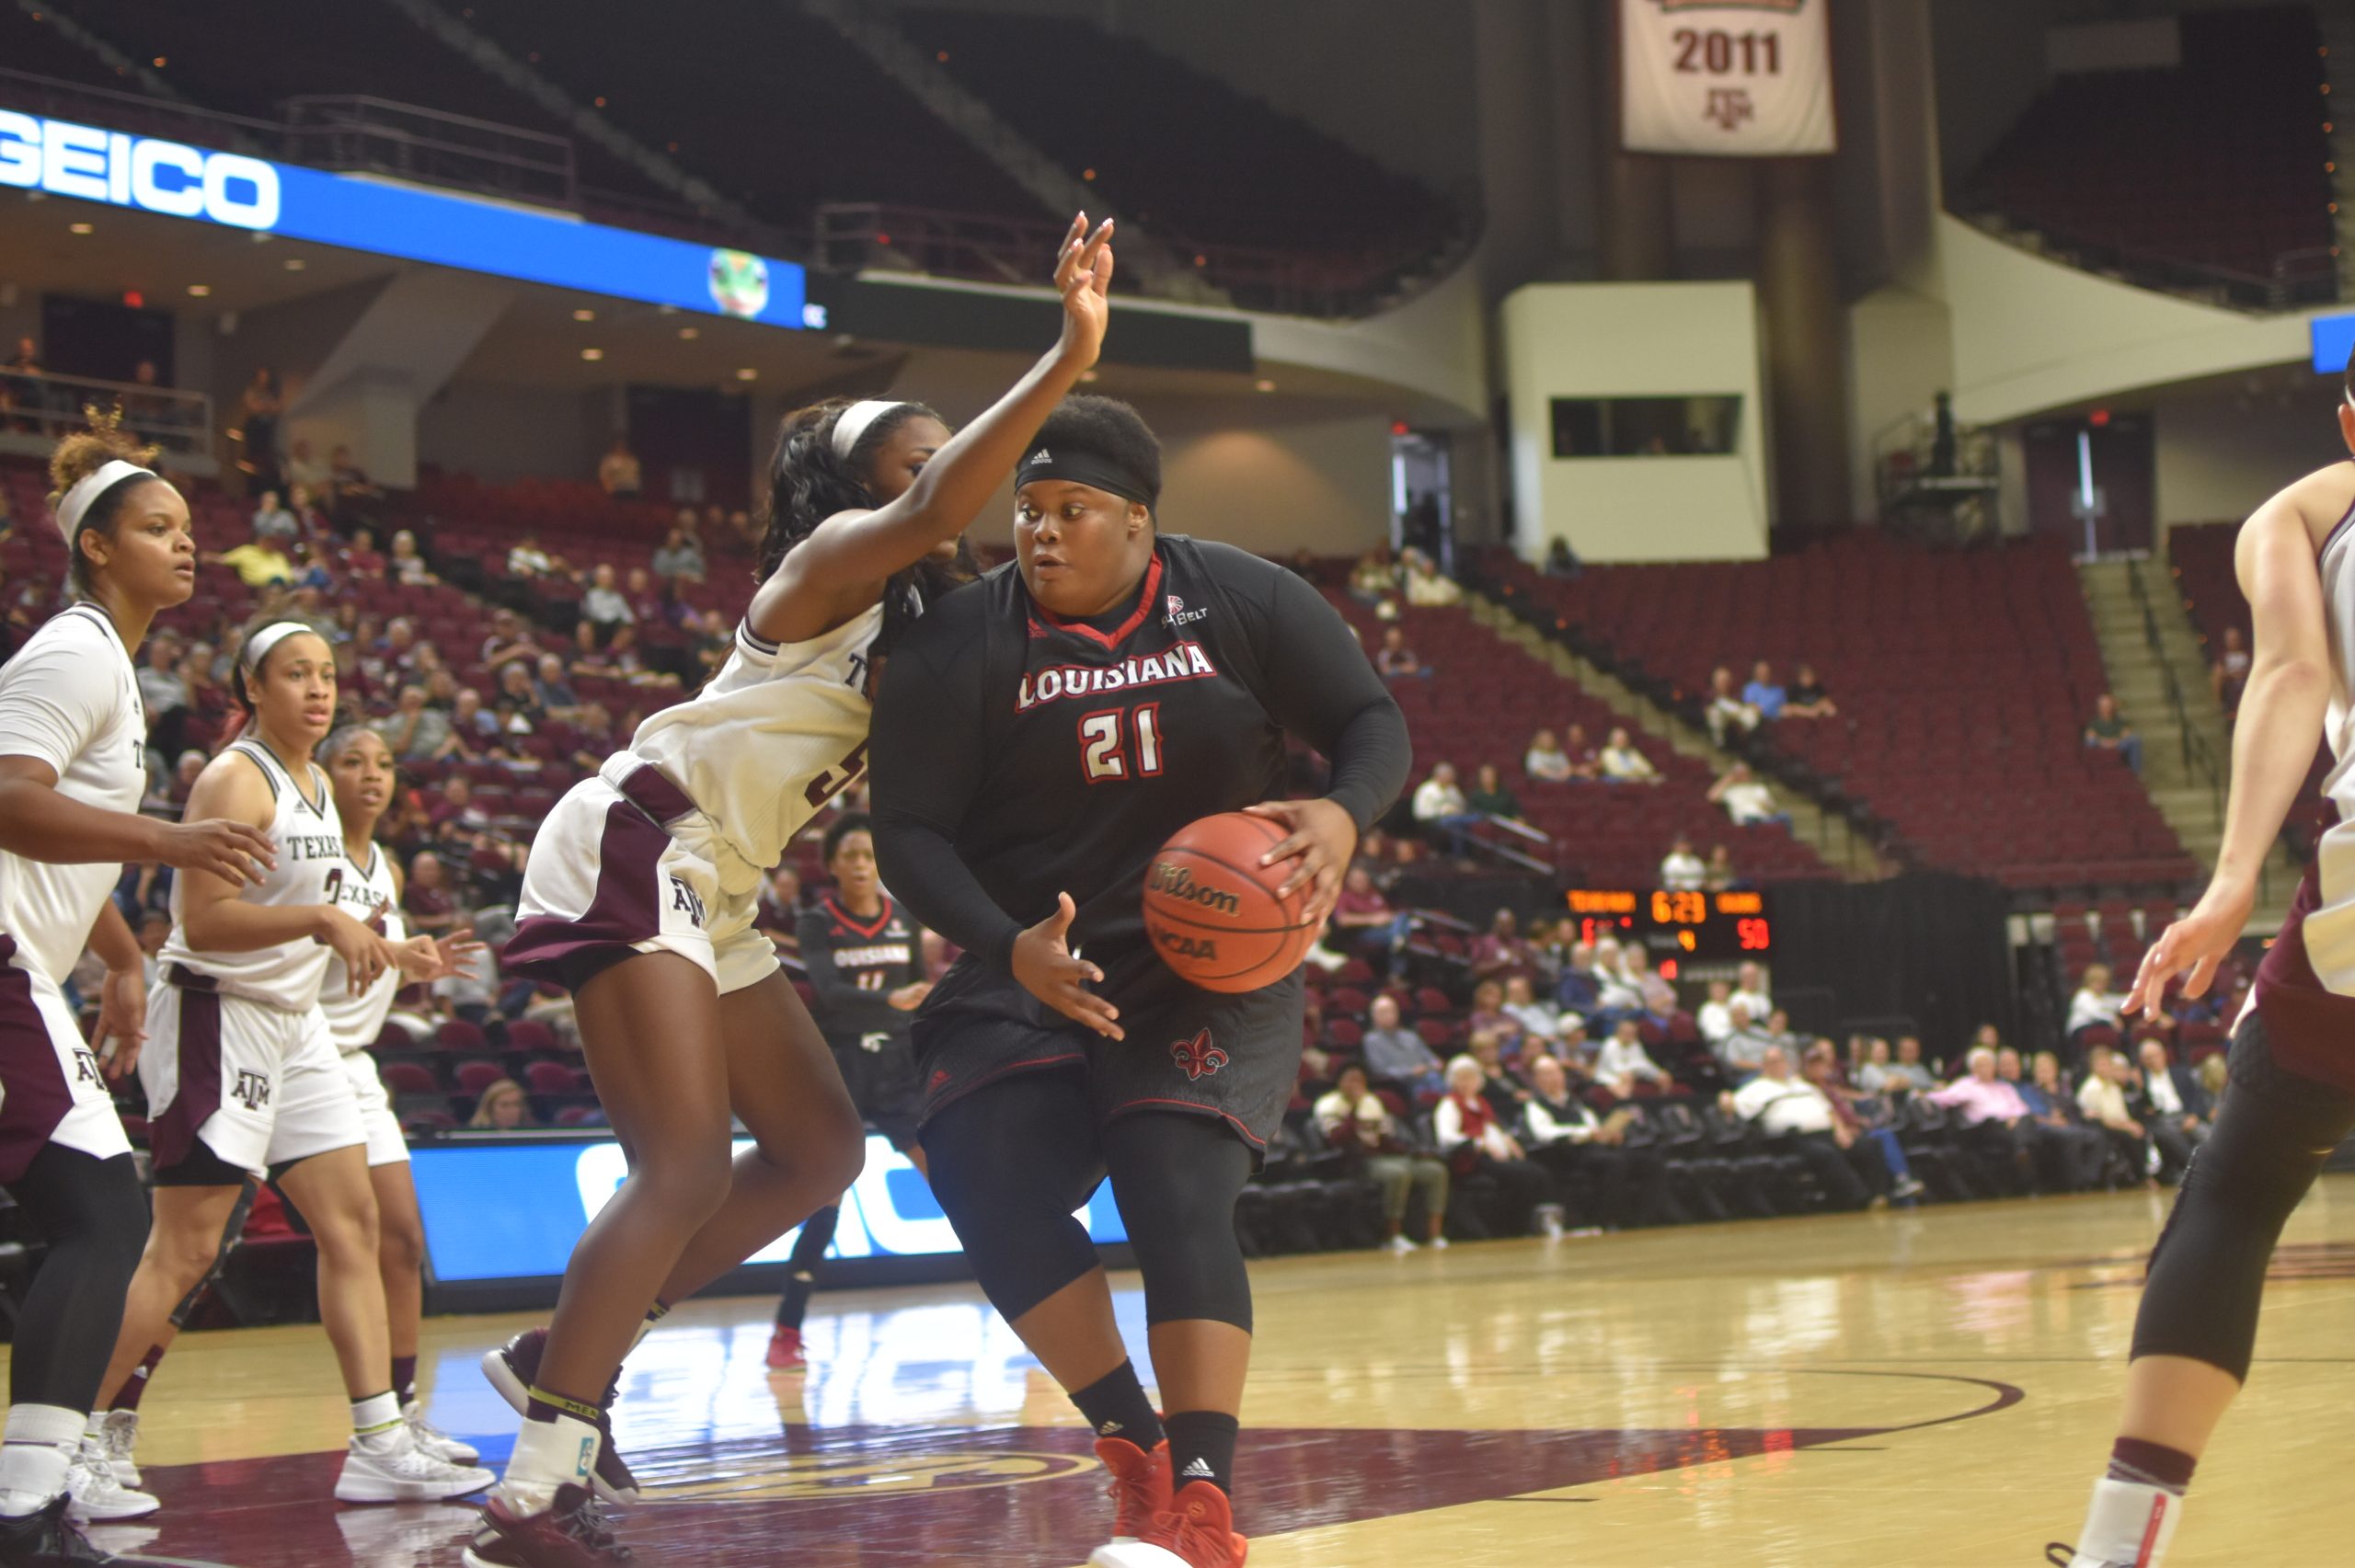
924, 1072, 1108, 1322
1106, 1113, 1255, 1332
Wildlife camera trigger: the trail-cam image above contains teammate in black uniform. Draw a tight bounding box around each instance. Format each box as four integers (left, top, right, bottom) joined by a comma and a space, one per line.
868, 396, 1410, 1568
764, 812, 930, 1371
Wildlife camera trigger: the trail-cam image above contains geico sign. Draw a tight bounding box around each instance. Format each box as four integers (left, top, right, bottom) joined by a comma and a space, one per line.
0, 112, 280, 230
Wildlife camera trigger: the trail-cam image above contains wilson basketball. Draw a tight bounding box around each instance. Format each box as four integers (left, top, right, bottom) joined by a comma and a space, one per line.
1143, 812, 1315, 993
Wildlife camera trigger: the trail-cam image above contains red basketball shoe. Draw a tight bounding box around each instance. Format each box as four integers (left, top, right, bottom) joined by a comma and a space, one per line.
764, 1326, 807, 1372
1093, 1480, 1248, 1568
1086, 1436, 1171, 1564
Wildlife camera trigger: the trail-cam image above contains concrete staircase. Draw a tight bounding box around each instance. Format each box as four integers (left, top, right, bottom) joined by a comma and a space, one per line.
1464, 595, 1894, 882
2076, 558, 2292, 929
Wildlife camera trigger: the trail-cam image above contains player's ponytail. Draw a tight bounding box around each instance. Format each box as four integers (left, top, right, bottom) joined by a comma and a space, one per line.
754, 396, 974, 660
47, 406, 165, 593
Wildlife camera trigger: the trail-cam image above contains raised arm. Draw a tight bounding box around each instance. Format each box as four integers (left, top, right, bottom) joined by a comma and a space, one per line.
2130, 475, 2340, 1013
749, 216, 1114, 647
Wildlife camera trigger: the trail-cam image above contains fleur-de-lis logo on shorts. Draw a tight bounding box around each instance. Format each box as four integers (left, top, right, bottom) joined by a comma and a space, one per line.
1170, 1029, 1228, 1082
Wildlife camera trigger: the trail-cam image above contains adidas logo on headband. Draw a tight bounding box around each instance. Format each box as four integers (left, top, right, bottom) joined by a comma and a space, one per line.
1026, 449, 1051, 466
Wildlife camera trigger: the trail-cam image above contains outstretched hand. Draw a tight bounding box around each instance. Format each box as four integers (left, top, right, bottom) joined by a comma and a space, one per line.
1011, 892, 1122, 1040
2127, 878, 2255, 1020
1052, 213, 1116, 371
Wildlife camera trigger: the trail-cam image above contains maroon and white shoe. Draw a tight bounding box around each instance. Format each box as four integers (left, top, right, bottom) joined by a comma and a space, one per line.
461, 1485, 631, 1567
480, 1330, 641, 1503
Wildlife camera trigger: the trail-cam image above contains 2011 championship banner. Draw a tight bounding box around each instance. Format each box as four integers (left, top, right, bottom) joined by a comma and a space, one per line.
1621, 0, 1836, 156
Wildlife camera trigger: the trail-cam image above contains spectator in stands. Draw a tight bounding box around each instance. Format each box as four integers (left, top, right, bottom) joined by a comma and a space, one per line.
1524, 1056, 1660, 1229
282, 435, 327, 492
2129, 1039, 2202, 1182
1329, 864, 1405, 967
1802, 1040, 1924, 1201
341, 526, 385, 581
1315, 1063, 1449, 1253
1660, 835, 1706, 892
1374, 624, 1427, 680
1697, 979, 1736, 1045
1470, 910, 1536, 985
508, 532, 560, 579
1593, 1018, 1671, 1096
2005, 1047, 2108, 1191
1360, 994, 1444, 1099
468, 1079, 534, 1131
598, 434, 642, 498
1524, 727, 1574, 784
2077, 1046, 2154, 1185
1889, 1036, 1937, 1093
693, 607, 732, 676
1434, 1056, 1560, 1238
1347, 547, 1396, 605
1465, 1030, 1531, 1118
1499, 974, 1564, 1049
449, 686, 498, 753
250, 488, 299, 544
1555, 942, 1603, 1017
1465, 762, 1524, 826
1704, 842, 1740, 890
405, 849, 462, 936
572, 565, 630, 643
650, 524, 706, 584
1717, 1001, 1775, 1082
1400, 546, 1460, 607
3, 336, 41, 430
1929, 1046, 2046, 1191
136, 633, 190, 754
329, 444, 381, 510
1706, 666, 1761, 746
381, 683, 455, 764
2211, 624, 2252, 715
2084, 692, 2143, 773
623, 565, 672, 628
528, 652, 583, 721
1559, 724, 1600, 779
387, 528, 434, 586
2138, 1037, 2211, 1137
1783, 662, 1838, 718
1542, 537, 1581, 579
1733, 959, 1771, 1020
206, 526, 295, 591
1412, 761, 1479, 856
239, 366, 282, 491
2067, 962, 2128, 1044
603, 624, 678, 692
498, 661, 547, 732
1725, 1046, 1878, 1210
1599, 727, 1660, 784
1465, 980, 1523, 1054
1741, 660, 1786, 721
1708, 761, 1789, 828
478, 608, 541, 673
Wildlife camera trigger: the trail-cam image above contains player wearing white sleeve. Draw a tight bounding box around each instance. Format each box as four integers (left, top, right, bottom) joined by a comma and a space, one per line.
0, 417, 279, 1555
466, 215, 1114, 1567
95, 622, 493, 1510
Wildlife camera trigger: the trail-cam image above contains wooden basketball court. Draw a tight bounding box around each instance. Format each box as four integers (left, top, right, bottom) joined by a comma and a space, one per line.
35, 1179, 2355, 1566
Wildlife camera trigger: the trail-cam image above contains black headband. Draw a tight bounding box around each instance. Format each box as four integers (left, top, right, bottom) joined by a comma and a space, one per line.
1015, 445, 1155, 510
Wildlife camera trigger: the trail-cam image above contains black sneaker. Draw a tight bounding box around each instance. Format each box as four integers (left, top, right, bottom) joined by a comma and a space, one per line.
480, 1329, 642, 1503
0, 1494, 114, 1564
461, 1485, 632, 1567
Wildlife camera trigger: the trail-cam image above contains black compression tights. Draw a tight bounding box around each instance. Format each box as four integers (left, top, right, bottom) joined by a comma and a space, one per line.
6, 1147, 147, 1411
2132, 1015, 2355, 1382
923, 1071, 1256, 1330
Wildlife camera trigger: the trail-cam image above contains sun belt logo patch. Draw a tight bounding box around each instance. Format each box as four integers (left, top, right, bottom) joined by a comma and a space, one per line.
1170, 1029, 1228, 1081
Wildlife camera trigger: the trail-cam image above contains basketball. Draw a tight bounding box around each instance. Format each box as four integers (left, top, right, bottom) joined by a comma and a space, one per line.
1143, 812, 1316, 992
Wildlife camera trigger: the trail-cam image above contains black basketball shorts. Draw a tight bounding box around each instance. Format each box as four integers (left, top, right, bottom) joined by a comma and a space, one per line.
830, 1032, 924, 1152
909, 957, 1303, 1157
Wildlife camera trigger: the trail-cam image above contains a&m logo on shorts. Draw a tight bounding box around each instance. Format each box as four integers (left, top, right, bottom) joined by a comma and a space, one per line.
232, 1069, 272, 1111
669, 876, 707, 927
1170, 1030, 1228, 1082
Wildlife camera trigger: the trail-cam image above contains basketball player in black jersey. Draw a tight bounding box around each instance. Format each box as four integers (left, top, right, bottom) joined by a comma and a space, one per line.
764, 812, 930, 1371
868, 396, 1410, 1568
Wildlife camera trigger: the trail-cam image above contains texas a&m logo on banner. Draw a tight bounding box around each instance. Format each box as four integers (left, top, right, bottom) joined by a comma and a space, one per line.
1621, 0, 1835, 157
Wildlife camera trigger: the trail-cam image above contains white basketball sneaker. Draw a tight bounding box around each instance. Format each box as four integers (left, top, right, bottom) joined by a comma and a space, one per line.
95, 1409, 142, 1487
65, 1438, 160, 1521
403, 1400, 481, 1465
333, 1428, 496, 1504
2050, 1477, 2183, 1568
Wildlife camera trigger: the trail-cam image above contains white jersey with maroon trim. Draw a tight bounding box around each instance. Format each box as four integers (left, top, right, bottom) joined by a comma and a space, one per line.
0, 603, 145, 986
158, 740, 349, 1010
622, 602, 881, 891
318, 843, 404, 1053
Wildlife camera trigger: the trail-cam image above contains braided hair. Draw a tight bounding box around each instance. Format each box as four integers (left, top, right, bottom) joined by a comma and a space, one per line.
755, 397, 975, 661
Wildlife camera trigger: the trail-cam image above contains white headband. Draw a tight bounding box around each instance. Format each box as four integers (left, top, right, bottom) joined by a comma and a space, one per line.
241, 620, 316, 674
54, 460, 164, 547
831, 399, 910, 462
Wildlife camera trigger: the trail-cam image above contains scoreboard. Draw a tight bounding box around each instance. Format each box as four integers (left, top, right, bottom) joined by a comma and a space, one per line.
1563, 888, 1775, 962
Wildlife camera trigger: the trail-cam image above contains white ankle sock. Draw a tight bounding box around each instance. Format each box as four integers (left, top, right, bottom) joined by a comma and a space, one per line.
350, 1391, 403, 1443
2075, 1477, 2183, 1566
498, 1412, 599, 1516
0, 1405, 89, 1515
